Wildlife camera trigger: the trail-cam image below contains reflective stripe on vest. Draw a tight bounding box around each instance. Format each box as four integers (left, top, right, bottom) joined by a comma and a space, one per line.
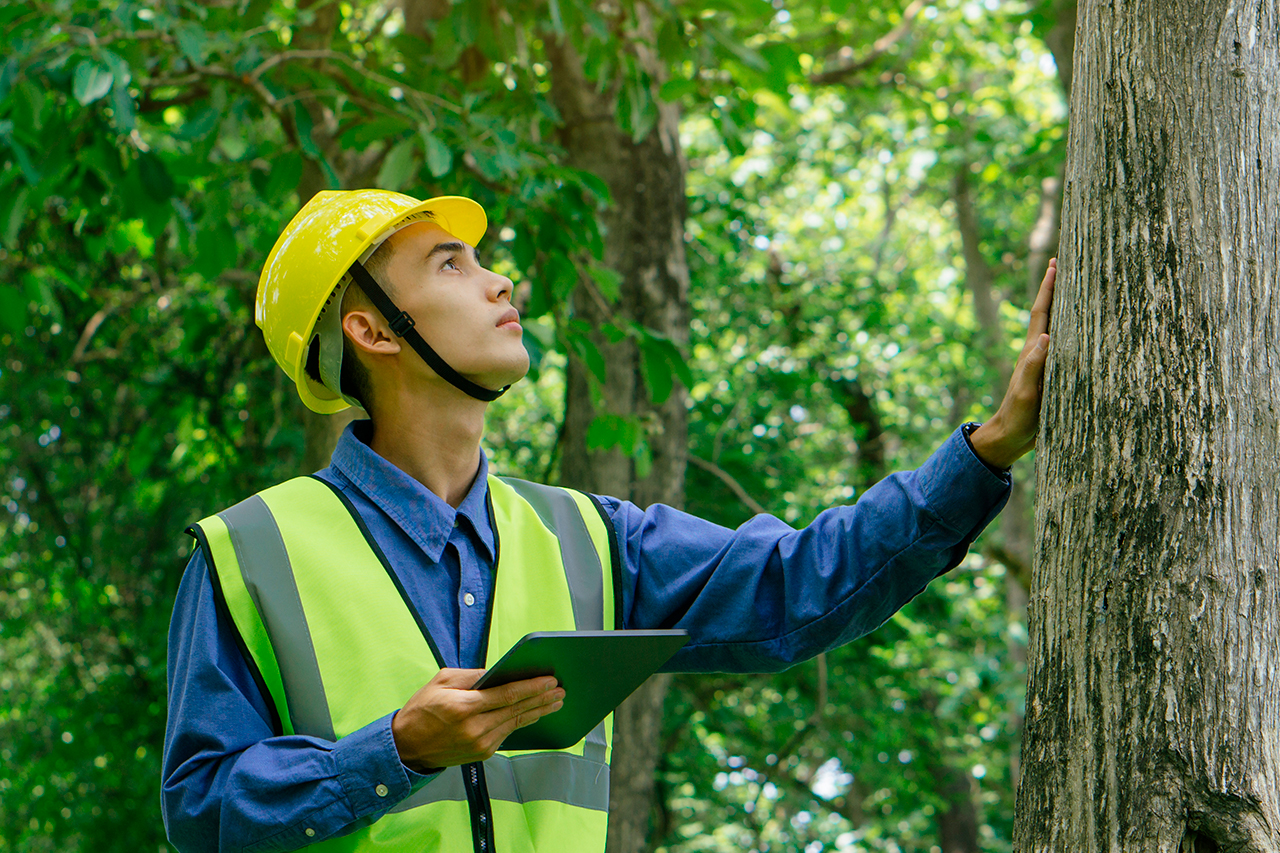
191, 475, 618, 853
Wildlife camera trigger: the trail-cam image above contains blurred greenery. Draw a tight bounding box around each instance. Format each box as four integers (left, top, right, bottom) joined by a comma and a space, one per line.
0, 0, 1065, 851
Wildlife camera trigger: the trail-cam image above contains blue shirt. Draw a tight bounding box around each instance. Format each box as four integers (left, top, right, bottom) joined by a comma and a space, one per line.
162, 422, 1010, 853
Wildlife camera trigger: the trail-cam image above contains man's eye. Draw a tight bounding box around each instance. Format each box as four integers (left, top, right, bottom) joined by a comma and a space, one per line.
442, 257, 459, 270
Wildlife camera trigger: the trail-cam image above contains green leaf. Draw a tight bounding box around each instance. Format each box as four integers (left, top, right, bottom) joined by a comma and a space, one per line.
194, 223, 238, 280
704, 23, 769, 71
0, 184, 29, 249
13, 80, 43, 131
72, 61, 114, 106
1, 131, 40, 185
100, 50, 133, 88
521, 325, 545, 376
45, 267, 89, 299
175, 24, 210, 65
376, 138, 418, 190
110, 82, 137, 131
628, 74, 658, 143
127, 424, 161, 479
137, 153, 174, 201
469, 148, 503, 182
599, 322, 626, 344
640, 340, 674, 404
761, 42, 798, 93
587, 265, 622, 302
0, 285, 26, 334
586, 413, 642, 453
176, 106, 221, 141
453, 4, 479, 47
0, 58, 17, 103
543, 251, 578, 303
568, 332, 607, 384
293, 103, 322, 159
633, 441, 652, 480
659, 78, 699, 101
22, 270, 62, 325
421, 129, 453, 178
340, 115, 412, 149
264, 151, 303, 198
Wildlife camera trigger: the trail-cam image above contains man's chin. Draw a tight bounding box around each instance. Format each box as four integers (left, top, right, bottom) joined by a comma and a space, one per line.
471, 361, 530, 393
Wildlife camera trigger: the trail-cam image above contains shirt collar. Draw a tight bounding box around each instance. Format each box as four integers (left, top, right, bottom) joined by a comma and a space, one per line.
326, 420, 496, 564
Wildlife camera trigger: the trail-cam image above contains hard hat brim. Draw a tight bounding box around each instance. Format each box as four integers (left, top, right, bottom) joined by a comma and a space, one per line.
405, 196, 487, 249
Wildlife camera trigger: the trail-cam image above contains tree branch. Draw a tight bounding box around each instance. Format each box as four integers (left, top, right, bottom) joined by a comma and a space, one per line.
688, 454, 768, 516
808, 0, 927, 86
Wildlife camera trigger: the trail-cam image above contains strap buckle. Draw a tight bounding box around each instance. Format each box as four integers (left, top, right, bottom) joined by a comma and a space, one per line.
388, 311, 416, 337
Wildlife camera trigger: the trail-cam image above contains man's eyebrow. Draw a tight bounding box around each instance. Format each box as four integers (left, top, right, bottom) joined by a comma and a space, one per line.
425, 241, 465, 261
424, 241, 482, 264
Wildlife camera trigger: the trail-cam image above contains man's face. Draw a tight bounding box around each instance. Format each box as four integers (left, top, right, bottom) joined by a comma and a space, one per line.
380, 221, 529, 391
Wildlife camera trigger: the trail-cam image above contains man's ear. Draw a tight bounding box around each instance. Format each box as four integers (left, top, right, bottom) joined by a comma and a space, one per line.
342, 310, 402, 356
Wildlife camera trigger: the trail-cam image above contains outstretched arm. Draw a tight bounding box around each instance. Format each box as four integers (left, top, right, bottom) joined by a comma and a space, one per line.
969, 258, 1056, 469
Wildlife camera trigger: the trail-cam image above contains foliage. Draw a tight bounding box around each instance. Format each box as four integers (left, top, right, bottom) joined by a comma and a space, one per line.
0, 0, 1064, 851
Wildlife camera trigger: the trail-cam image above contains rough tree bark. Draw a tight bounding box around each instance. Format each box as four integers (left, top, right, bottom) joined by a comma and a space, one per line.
545, 10, 691, 853
1016, 1, 1280, 850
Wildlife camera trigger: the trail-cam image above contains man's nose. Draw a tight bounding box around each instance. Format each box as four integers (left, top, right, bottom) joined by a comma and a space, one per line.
487, 269, 514, 300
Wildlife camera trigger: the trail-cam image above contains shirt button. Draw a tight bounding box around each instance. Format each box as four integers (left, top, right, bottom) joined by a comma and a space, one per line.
375, 783, 389, 797
305, 828, 316, 837
463, 593, 475, 607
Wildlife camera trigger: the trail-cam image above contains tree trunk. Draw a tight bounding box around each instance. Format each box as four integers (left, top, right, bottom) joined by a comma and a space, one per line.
546, 13, 691, 853
1016, 1, 1280, 850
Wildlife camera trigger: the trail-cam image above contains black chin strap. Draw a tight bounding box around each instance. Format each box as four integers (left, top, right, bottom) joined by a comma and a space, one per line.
346, 260, 510, 402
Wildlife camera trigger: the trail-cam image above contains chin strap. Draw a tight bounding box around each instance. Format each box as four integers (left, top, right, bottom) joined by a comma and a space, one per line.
346, 260, 510, 403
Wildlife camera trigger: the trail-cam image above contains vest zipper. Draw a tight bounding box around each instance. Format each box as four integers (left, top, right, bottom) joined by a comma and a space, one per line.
462, 761, 496, 853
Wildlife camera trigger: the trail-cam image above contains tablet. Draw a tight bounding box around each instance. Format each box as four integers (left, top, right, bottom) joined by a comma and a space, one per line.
472, 629, 689, 751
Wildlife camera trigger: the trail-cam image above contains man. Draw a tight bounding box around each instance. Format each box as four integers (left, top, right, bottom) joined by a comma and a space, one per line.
162, 190, 1055, 853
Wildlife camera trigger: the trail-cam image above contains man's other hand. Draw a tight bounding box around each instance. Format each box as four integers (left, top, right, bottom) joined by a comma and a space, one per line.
970, 258, 1056, 470
391, 668, 565, 772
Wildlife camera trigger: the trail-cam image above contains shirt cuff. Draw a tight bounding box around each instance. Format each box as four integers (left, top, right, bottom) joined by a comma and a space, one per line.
960, 421, 1014, 477
915, 425, 1012, 536
332, 712, 439, 818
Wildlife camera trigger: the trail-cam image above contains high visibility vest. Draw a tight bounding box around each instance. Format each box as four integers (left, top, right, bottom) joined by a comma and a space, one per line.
188, 474, 622, 853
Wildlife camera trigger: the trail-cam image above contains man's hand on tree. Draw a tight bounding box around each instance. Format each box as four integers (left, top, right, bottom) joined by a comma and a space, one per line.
969, 258, 1056, 470
391, 668, 565, 773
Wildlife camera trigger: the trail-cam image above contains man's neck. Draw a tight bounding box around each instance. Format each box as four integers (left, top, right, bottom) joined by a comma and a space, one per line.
366, 388, 489, 508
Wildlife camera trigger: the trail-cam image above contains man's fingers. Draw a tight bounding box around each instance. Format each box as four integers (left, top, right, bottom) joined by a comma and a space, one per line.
1025, 258, 1056, 345
1025, 333, 1050, 377
474, 686, 565, 746
473, 675, 561, 713
503, 690, 565, 731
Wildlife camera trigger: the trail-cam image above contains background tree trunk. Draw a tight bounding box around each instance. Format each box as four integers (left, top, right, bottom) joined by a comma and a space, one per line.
546, 13, 691, 853
1016, 1, 1280, 849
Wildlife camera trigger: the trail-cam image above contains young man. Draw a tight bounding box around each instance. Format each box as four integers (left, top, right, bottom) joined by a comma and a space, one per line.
162, 190, 1055, 853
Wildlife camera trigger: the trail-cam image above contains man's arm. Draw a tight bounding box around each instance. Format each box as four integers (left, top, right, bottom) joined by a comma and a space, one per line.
602, 424, 1011, 673
604, 260, 1056, 673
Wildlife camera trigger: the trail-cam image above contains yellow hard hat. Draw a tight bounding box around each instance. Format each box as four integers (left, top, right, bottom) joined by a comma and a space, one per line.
256, 189, 487, 413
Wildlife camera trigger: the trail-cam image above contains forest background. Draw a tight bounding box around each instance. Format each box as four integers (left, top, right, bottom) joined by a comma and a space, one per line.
0, 0, 1074, 851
